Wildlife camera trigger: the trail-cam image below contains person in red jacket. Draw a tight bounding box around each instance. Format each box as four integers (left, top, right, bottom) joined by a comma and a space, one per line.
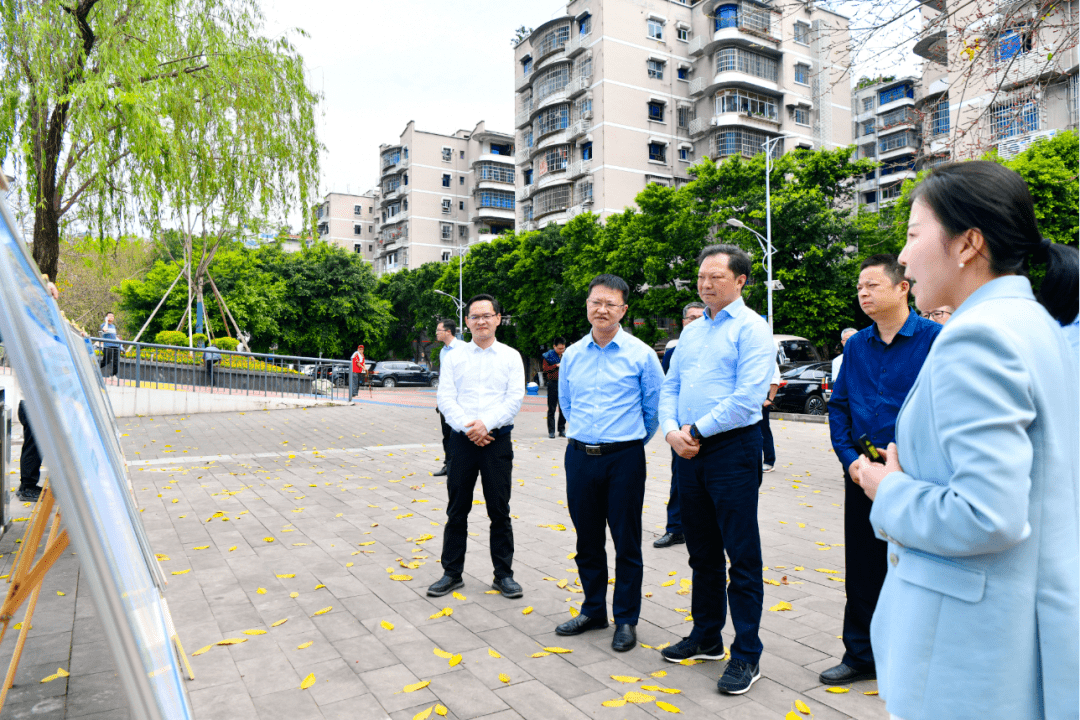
350, 344, 365, 399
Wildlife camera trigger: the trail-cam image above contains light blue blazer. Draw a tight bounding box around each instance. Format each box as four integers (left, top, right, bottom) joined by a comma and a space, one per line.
870, 276, 1079, 720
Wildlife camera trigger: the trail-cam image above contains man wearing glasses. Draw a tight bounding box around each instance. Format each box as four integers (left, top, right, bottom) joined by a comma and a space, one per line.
658, 244, 774, 695
921, 306, 953, 324
554, 274, 664, 652
429, 295, 526, 599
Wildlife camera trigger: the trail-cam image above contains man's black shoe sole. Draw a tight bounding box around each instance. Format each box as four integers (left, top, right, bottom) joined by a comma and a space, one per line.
492, 581, 523, 599
661, 647, 725, 663
427, 578, 464, 597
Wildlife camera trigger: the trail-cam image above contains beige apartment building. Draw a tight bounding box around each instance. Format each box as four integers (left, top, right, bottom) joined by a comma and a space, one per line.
512, 0, 853, 229
851, 76, 923, 212
375, 121, 516, 274
315, 190, 380, 262
913, 0, 1078, 162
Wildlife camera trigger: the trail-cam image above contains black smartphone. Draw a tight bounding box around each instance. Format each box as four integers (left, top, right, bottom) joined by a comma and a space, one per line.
857, 434, 886, 464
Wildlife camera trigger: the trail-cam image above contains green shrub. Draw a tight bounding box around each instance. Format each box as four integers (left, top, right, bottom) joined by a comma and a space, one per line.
191, 333, 207, 347
155, 330, 187, 346
216, 337, 239, 352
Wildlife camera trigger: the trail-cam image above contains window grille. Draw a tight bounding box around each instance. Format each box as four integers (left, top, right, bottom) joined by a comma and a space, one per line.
881, 183, 903, 200
441, 199, 452, 214
648, 59, 665, 80
994, 27, 1032, 64
577, 56, 592, 78
477, 163, 515, 183
878, 84, 913, 105
862, 119, 875, 136
794, 63, 810, 85
442, 174, 451, 188
534, 64, 571, 102
880, 107, 916, 129
714, 88, 778, 121
478, 190, 516, 210
794, 107, 810, 125
381, 150, 401, 168
441, 224, 453, 240
460, 226, 467, 237
862, 97, 874, 112
354, 205, 362, 214
441, 147, 452, 162
535, 24, 570, 57
990, 97, 1039, 140
648, 142, 667, 162
881, 157, 915, 176
677, 105, 693, 128
576, 181, 593, 204
533, 185, 571, 217
715, 47, 778, 82
1069, 74, 1079, 129
927, 154, 950, 167
715, 4, 737, 30
520, 93, 533, 115
536, 104, 570, 136
354, 225, 362, 235
577, 97, 592, 117
383, 177, 400, 193
714, 128, 779, 159
879, 132, 914, 153
794, 22, 809, 44
522, 204, 534, 221
536, 145, 570, 177
524, 129, 533, 148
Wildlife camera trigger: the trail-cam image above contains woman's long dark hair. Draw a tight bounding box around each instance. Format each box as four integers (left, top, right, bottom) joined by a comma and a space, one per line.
909, 160, 1077, 324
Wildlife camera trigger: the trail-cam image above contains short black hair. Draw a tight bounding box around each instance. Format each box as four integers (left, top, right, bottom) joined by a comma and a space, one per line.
553, 337, 567, 346
860, 253, 907, 286
588, 274, 630, 304
438, 318, 457, 335
466, 294, 501, 316
698, 244, 752, 281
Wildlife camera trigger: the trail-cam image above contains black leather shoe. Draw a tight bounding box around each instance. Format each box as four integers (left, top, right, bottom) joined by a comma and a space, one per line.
433, 465, 447, 477
16, 486, 41, 502
611, 624, 636, 652
555, 613, 608, 636
818, 663, 876, 685
653, 533, 685, 548
427, 575, 464, 597
549, 432, 556, 438
558, 431, 566, 437
492, 576, 523, 598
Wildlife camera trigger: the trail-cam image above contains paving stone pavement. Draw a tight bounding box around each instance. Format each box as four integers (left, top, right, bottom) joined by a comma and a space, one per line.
0, 391, 887, 720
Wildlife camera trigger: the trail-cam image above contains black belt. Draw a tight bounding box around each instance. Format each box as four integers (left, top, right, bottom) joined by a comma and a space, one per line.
569, 438, 643, 456
698, 424, 755, 450
453, 424, 513, 439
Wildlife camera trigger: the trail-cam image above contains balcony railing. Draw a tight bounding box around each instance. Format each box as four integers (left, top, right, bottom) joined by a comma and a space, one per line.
689, 34, 706, 56
568, 74, 590, 97
689, 117, 708, 136
515, 146, 532, 163
567, 159, 593, 178
689, 77, 706, 95
567, 119, 591, 140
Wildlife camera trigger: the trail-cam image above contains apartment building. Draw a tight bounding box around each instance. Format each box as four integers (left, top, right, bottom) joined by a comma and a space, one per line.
315, 190, 380, 261
375, 120, 516, 275
851, 76, 923, 211
913, 0, 1078, 162
512, 0, 853, 229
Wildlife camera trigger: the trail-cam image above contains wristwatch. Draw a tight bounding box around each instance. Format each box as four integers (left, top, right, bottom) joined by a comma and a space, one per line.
688, 424, 703, 441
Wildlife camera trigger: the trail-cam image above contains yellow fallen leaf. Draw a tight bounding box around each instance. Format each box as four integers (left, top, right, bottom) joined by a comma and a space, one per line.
390, 574, 413, 581
433, 648, 453, 659
656, 700, 681, 713
228, 546, 237, 552
769, 601, 793, 612
786, 712, 802, 720
530, 651, 551, 657
429, 610, 446, 619
403, 680, 430, 693
193, 545, 209, 550
297, 641, 313, 649
312, 606, 332, 616
40, 668, 70, 683
359, 540, 376, 546
484, 590, 501, 594
544, 647, 572, 654
826, 687, 850, 694
650, 670, 667, 678
498, 673, 510, 684
264, 537, 274, 542
171, 569, 191, 575
441, 607, 453, 617
764, 578, 781, 586
657, 688, 682, 694
521, 607, 533, 615
191, 645, 213, 656
488, 648, 501, 658
434, 705, 448, 717
863, 690, 879, 695
217, 638, 247, 645
290, 592, 299, 598
56, 591, 65, 596
601, 699, 627, 707
815, 568, 838, 574
380, 621, 395, 630
256, 587, 267, 595
346, 562, 354, 568
794, 699, 812, 714
452, 591, 466, 600
243, 629, 267, 635
568, 606, 579, 618
449, 654, 462, 667
611, 675, 641, 683
314, 584, 326, 589
624, 691, 655, 704
794, 566, 804, 571
155, 554, 170, 561
413, 707, 433, 720
271, 618, 288, 627
300, 673, 316, 689
276, 573, 295, 578
661, 580, 675, 587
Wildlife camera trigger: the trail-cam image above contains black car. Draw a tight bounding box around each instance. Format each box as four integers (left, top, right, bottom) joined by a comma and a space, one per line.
773, 361, 831, 416
369, 361, 438, 388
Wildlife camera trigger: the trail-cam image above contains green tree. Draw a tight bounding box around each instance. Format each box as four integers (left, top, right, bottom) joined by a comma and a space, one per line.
0, 0, 318, 282
373, 263, 449, 362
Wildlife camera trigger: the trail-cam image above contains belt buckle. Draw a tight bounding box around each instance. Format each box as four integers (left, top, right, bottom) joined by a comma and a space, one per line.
585, 444, 602, 456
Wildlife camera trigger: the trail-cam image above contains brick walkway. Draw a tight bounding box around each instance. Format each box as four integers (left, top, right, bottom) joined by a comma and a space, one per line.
0, 399, 887, 720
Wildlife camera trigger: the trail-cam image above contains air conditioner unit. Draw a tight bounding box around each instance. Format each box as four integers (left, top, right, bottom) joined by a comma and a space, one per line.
583, 110, 593, 119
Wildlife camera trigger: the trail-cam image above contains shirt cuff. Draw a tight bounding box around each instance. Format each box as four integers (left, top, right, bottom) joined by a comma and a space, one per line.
660, 419, 680, 437
838, 448, 861, 471
694, 415, 720, 438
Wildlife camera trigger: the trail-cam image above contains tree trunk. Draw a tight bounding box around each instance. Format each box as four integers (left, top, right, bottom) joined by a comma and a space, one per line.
32, 201, 61, 282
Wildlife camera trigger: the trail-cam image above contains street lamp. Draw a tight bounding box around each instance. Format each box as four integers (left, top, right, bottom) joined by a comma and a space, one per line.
433, 289, 464, 337
726, 218, 781, 333
760, 134, 793, 334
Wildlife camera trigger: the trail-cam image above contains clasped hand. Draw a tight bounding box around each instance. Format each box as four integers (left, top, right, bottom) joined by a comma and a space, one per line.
465, 419, 495, 447
666, 424, 700, 459
849, 442, 903, 501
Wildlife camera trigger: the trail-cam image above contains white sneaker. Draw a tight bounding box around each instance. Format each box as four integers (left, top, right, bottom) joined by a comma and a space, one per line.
762, 464, 774, 473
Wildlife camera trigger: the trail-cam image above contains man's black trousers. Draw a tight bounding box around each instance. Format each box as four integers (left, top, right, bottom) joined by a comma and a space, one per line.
437, 410, 453, 467
841, 468, 887, 671
16, 401, 41, 493
547, 385, 566, 435
440, 431, 515, 580
100, 347, 119, 377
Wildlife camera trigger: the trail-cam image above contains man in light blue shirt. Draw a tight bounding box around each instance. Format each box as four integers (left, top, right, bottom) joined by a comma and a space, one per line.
658, 244, 774, 696
554, 274, 664, 653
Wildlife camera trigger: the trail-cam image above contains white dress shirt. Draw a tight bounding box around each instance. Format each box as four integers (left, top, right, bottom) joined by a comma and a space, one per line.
831, 353, 843, 382
437, 339, 525, 433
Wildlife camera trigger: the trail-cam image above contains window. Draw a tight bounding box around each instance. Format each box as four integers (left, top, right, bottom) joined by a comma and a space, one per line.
577, 55, 593, 78
716, 4, 737, 31
648, 59, 665, 80
537, 145, 569, 176
881, 183, 903, 201
370, 206, 373, 213
459, 176, 465, 185
862, 97, 874, 112
442, 199, 452, 214
441, 147, 452, 162
794, 21, 810, 45
441, 223, 453, 240
864, 191, 877, 204
381, 150, 401, 168
490, 142, 512, 156
929, 97, 949, 137
995, 27, 1033, 64
442, 251, 452, 262
648, 142, 667, 162
581, 141, 593, 160
403, 173, 408, 185
354, 244, 362, 254
879, 132, 914, 153
677, 27, 689, 42
576, 181, 593, 204
524, 128, 534, 149
383, 176, 400, 194
577, 97, 592, 117
522, 56, 532, 76
477, 190, 515, 209
679, 147, 691, 161
991, 97, 1039, 140
354, 224, 363, 235
648, 19, 663, 40
403, 147, 408, 159
648, 100, 666, 122
523, 168, 533, 185
369, 244, 373, 251
794, 63, 810, 85
578, 13, 591, 36
459, 201, 465, 210
878, 84, 914, 105
354, 205, 362, 215
880, 107, 916, 129
522, 204, 533, 221
715, 89, 777, 121
442, 174, 451, 188
533, 64, 570, 102
534, 23, 570, 57
794, 107, 810, 126
881, 157, 915, 176
678, 105, 693, 128
677, 66, 689, 80
714, 127, 779, 159
862, 119, 875, 135
459, 226, 467, 238
533, 185, 572, 216
536, 104, 570, 135
716, 47, 778, 82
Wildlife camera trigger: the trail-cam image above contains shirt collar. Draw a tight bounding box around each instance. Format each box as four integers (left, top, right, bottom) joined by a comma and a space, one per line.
951, 275, 1035, 321
704, 297, 746, 322
871, 308, 920, 342
586, 326, 626, 350
467, 338, 500, 353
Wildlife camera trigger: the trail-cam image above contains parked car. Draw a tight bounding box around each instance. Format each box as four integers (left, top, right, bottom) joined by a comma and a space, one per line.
773, 361, 831, 416
774, 334, 822, 373
369, 361, 438, 388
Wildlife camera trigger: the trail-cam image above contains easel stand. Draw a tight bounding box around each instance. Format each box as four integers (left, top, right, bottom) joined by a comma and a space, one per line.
0, 482, 69, 714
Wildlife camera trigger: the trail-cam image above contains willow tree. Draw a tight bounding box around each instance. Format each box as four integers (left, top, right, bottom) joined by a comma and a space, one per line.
0, 0, 319, 283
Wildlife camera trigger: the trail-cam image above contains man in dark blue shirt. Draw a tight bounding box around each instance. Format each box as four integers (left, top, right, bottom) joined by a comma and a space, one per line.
822, 254, 941, 686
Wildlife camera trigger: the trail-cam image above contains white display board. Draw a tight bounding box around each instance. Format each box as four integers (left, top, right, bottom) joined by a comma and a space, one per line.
0, 195, 192, 720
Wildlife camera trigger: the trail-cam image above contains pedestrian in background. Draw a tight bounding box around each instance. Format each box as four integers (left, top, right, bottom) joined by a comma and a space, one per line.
429, 295, 525, 600
99, 311, 120, 377
655, 301, 704, 550
856, 161, 1078, 720
555, 274, 664, 652
658, 244, 774, 696
822, 254, 941, 687
542, 338, 567, 438
204, 341, 221, 388
831, 327, 857, 382
433, 320, 461, 476
16, 401, 42, 501
349, 344, 365, 400
920, 306, 953, 323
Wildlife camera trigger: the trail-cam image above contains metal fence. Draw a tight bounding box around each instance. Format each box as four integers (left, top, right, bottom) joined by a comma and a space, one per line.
87, 338, 366, 403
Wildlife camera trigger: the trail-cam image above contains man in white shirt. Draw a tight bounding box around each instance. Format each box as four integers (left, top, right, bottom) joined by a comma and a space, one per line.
430, 294, 525, 599
433, 319, 462, 476
831, 328, 857, 382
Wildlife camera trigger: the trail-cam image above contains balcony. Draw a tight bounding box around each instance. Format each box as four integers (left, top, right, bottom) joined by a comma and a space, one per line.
517, 185, 535, 202
515, 72, 532, 92
689, 117, 708, 136
567, 119, 591, 140
689, 34, 706, 56
381, 186, 403, 203
515, 146, 532, 163
471, 207, 516, 223
515, 110, 532, 128
567, 74, 590, 98
566, 33, 586, 57
567, 159, 592, 178
995, 51, 1066, 91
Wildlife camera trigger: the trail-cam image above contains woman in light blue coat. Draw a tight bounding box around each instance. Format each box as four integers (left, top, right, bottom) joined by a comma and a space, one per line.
856, 161, 1078, 720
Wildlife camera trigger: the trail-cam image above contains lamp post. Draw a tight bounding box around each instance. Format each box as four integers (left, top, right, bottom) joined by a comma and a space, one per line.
434, 242, 468, 336
433, 289, 464, 338
760, 134, 793, 334
726, 218, 777, 332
